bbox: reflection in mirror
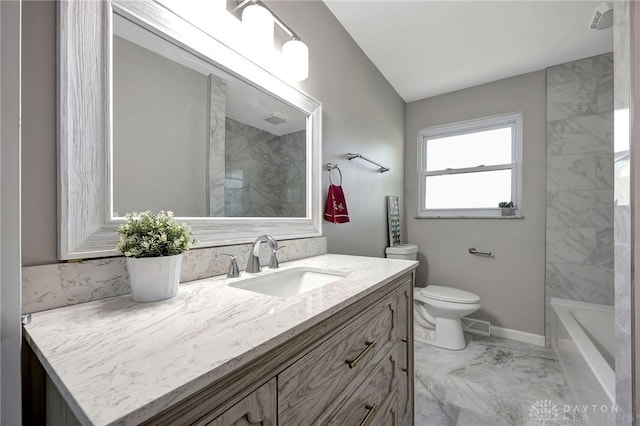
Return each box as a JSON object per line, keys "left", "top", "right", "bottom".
{"left": 112, "top": 14, "right": 307, "bottom": 218}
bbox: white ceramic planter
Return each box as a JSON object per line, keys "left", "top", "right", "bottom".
{"left": 126, "top": 253, "right": 183, "bottom": 302}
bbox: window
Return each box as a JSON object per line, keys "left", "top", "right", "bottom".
{"left": 417, "top": 113, "right": 522, "bottom": 217}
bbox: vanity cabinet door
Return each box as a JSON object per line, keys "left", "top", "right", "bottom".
{"left": 205, "top": 379, "right": 276, "bottom": 426}
{"left": 396, "top": 280, "right": 414, "bottom": 426}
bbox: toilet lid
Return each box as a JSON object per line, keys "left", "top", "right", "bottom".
{"left": 418, "top": 285, "right": 480, "bottom": 304}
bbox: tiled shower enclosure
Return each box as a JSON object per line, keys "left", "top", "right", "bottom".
{"left": 545, "top": 53, "right": 614, "bottom": 340}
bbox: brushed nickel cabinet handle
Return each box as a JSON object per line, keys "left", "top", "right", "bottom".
{"left": 358, "top": 403, "right": 378, "bottom": 426}
{"left": 401, "top": 338, "right": 410, "bottom": 373}
{"left": 345, "top": 340, "right": 377, "bottom": 369}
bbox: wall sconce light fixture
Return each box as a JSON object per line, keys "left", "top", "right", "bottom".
{"left": 237, "top": 0, "right": 309, "bottom": 81}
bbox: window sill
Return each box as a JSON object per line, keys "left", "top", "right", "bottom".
{"left": 414, "top": 215, "right": 525, "bottom": 219}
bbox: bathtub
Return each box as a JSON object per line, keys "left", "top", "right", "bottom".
{"left": 551, "top": 298, "right": 615, "bottom": 424}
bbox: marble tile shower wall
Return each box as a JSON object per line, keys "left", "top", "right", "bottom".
{"left": 613, "top": 1, "right": 633, "bottom": 422}
{"left": 545, "top": 53, "right": 614, "bottom": 340}
{"left": 225, "top": 118, "right": 306, "bottom": 217}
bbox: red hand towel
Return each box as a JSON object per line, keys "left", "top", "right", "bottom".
{"left": 324, "top": 184, "right": 350, "bottom": 223}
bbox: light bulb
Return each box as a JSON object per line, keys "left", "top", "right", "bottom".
{"left": 282, "top": 39, "right": 309, "bottom": 81}
{"left": 242, "top": 4, "right": 274, "bottom": 60}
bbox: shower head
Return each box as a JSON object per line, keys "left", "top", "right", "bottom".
{"left": 589, "top": 1, "right": 613, "bottom": 30}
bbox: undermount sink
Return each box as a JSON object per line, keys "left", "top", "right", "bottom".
{"left": 229, "top": 267, "right": 347, "bottom": 297}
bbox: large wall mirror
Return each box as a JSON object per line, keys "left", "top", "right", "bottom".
{"left": 58, "top": 0, "right": 322, "bottom": 259}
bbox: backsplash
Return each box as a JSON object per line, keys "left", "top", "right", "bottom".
{"left": 22, "top": 236, "right": 327, "bottom": 314}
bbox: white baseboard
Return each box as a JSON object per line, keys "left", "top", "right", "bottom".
{"left": 491, "top": 326, "right": 545, "bottom": 346}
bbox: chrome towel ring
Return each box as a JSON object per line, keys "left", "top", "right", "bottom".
{"left": 326, "top": 163, "right": 343, "bottom": 186}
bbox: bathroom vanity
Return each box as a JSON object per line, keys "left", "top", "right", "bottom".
{"left": 23, "top": 254, "right": 417, "bottom": 425}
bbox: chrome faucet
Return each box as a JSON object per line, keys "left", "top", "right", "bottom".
{"left": 246, "top": 235, "right": 283, "bottom": 273}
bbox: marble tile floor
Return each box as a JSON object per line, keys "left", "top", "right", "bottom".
{"left": 414, "top": 334, "right": 579, "bottom": 426}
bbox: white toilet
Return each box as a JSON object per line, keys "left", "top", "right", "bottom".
{"left": 385, "top": 244, "right": 481, "bottom": 350}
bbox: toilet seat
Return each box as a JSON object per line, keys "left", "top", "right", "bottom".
{"left": 416, "top": 285, "right": 480, "bottom": 304}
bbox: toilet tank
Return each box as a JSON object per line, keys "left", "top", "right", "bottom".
{"left": 385, "top": 244, "right": 418, "bottom": 260}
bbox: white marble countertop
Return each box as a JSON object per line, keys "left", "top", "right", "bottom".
{"left": 24, "top": 254, "right": 417, "bottom": 426}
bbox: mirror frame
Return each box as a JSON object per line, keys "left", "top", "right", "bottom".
{"left": 58, "top": 0, "right": 322, "bottom": 260}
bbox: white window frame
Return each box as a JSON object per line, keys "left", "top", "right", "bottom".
{"left": 417, "top": 112, "right": 523, "bottom": 218}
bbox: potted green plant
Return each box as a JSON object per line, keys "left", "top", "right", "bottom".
{"left": 498, "top": 201, "right": 515, "bottom": 217}
{"left": 117, "top": 211, "right": 196, "bottom": 302}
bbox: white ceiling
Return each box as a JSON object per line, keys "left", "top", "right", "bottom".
{"left": 323, "top": 1, "right": 614, "bottom": 102}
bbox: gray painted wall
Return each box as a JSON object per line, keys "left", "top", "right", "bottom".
{"left": 22, "top": 0, "right": 57, "bottom": 266}
{"left": 113, "top": 36, "right": 208, "bottom": 217}
{"left": 268, "top": 1, "right": 406, "bottom": 258}
{"left": 2, "top": 0, "right": 23, "bottom": 422}
{"left": 405, "top": 71, "right": 547, "bottom": 335}
{"left": 21, "top": 1, "right": 405, "bottom": 265}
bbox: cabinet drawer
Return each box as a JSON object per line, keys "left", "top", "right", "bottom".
{"left": 322, "top": 350, "right": 397, "bottom": 426}
{"left": 204, "top": 379, "right": 276, "bottom": 426}
{"left": 278, "top": 294, "right": 397, "bottom": 424}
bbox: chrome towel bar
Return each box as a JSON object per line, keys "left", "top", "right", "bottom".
{"left": 346, "top": 153, "right": 390, "bottom": 173}
{"left": 469, "top": 247, "right": 492, "bottom": 256}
